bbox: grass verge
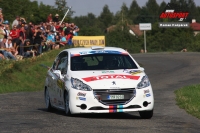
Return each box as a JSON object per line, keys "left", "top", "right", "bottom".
{"left": 0, "top": 47, "right": 66, "bottom": 94}
{"left": 175, "top": 84, "right": 200, "bottom": 119}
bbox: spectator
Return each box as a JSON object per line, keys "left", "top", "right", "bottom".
{"left": 3, "top": 20, "right": 10, "bottom": 39}
{"left": 54, "top": 35, "right": 60, "bottom": 49}
{"left": 50, "top": 22, "right": 56, "bottom": 34}
{"left": 64, "top": 23, "right": 71, "bottom": 36}
{"left": 9, "top": 25, "right": 19, "bottom": 49}
{"left": 73, "top": 26, "right": 79, "bottom": 36}
{"left": 25, "top": 24, "right": 34, "bottom": 45}
{"left": 18, "top": 26, "right": 26, "bottom": 55}
{"left": 55, "top": 22, "right": 60, "bottom": 32}
{"left": 46, "top": 30, "right": 55, "bottom": 50}
{"left": 60, "top": 35, "right": 68, "bottom": 47}
{"left": 66, "top": 29, "right": 73, "bottom": 46}
{"left": 46, "top": 14, "right": 52, "bottom": 22}
{"left": 53, "top": 14, "right": 59, "bottom": 22}
{"left": 181, "top": 48, "right": 187, "bottom": 52}
{"left": 33, "top": 27, "right": 43, "bottom": 55}
{"left": 0, "top": 24, "right": 5, "bottom": 42}
{"left": 12, "top": 16, "right": 20, "bottom": 28}
{"left": 0, "top": 13, "right": 4, "bottom": 24}
{"left": 0, "top": 37, "right": 16, "bottom": 60}
{"left": 58, "top": 22, "right": 64, "bottom": 34}
{"left": 5, "top": 37, "right": 18, "bottom": 56}
{"left": 23, "top": 39, "right": 36, "bottom": 58}
{"left": 45, "top": 22, "right": 51, "bottom": 34}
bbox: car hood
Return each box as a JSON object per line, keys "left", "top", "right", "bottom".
{"left": 69, "top": 69, "right": 145, "bottom": 89}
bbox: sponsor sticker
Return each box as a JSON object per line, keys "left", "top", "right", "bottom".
{"left": 76, "top": 97, "right": 86, "bottom": 101}
{"left": 144, "top": 89, "right": 150, "bottom": 94}
{"left": 78, "top": 97, "right": 86, "bottom": 101}
{"left": 82, "top": 74, "right": 140, "bottom": 82}
{"left": 123, "top": 69, "right": 142, "bottom": 75}
{"left": 102, "top": 70, "right": 115, "bottom": 73}
{"left": 77, "top": 92, "right": 86, "bottom": 97}
{"left": 146, "top": 93, "right": 151, "bottom": 97}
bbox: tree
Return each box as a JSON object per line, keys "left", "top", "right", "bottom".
{"left": 98, "top": 5, "right": 114, "bottom": 29}
{"left": 128, "top": 0, "right": 141, "bottom": 24}
{"left": 54, "top": 0, "right": 68, "bottom": 14}
{"left": 158, "top": 1, "right": 167, "bottom": 22}
{"left": 120, "top": 3, "right": 130, "bottom": 26}
{"left": 145, "top": 0, "right": 159, "bottom": 23}
{"left": 54, "top": 0, "right": 75, "bottom": 22}
{"left": 136, "top": 7, "right": 152, "bottom": 23}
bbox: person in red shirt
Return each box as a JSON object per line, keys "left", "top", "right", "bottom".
{"left": 46, "top": 14, "right": 52, "bottom": 22}
{"left": 9, "top": 25, "right": 19, "bottom": 49}
{"left": 9, "top": 25, "right": 18, "bottom": 39}
{"left": 66, "top": 29, "right": 73, "bottom": 46}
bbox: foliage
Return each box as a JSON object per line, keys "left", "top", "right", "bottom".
{"left": 175, "top": 84, "right": 200, "bottom": 119}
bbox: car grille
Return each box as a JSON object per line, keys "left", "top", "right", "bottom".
{"left": 93, "top": 88, "right": 136, "bottom": 105}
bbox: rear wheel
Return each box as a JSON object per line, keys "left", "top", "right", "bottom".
{"left": 64, "top": 92, "right": 71, "bottom": 115}
{"left": 45, "top": 88, "right": 53, "bottom": 111}
{"left": 139, "top": 110, "right": 153, "bottom": 119}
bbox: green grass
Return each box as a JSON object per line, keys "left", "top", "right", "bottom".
{"left": 0, "top": 47, "right": 67, "bottom": 94}
{"left": 175, "top": 84, "right": 200, "bottom": 119}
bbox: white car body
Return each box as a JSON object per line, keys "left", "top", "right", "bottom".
{"left": 44, "top": 46, "right": 154, "bottom": 118}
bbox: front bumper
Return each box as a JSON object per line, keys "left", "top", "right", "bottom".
{"left": 69, "top": 86, "right": 154, "bottom": 114}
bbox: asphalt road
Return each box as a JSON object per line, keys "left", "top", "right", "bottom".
{"left": 0, "top": 52, "right": 200, "bottom": 133}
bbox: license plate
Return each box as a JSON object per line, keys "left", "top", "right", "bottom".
{"left": 108, "top": 95, "right": 124, "bottom": 100}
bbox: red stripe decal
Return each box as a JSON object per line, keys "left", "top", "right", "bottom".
{"left": 82, "top": 74, "right": 140, "bottom": 82}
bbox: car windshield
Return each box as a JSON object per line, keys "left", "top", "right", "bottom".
{"left": 71, "top": 54, "right": 138, "bottom": 71}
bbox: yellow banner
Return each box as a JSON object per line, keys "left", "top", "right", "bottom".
{"left": 72, "top": 36, "right": 105, "bottom": 47}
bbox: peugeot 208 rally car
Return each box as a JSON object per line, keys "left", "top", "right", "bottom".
{"left": 44, "top": 46, "right": 154, "bottom": 119}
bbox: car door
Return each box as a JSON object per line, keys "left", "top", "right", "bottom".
{"left": 48, "top": 57, "right": 60, "bottom": 107}
{"left": 54, "top": 51, "right": 68, "bottom": 108}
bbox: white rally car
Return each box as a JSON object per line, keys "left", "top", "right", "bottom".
{"left": 44, "top": 46, "right": 154, "bottom": 119}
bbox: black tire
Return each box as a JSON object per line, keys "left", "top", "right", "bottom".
{"left": 64, "top": 92, "right": 71, "bottom": 116}
{"left": 44, "top": 88, "right": 53, "bottom": 111}
{"left": 139, "top": 110, "right": 153, "bottom": 119}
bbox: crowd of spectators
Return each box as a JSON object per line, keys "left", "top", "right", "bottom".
{"left": 0, "top": 9, "right": 80, "bottom": 61}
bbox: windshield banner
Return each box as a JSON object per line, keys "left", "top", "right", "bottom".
{"left": 72, "top": 36, "right": 105, "bottom": 47}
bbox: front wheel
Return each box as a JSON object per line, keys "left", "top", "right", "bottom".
{"left": 139, "top": 110, "right": 153, "bottom": 119}
{"left": 64, "top": 92, "right": 71, "bottom": 116}
{"left": 45, "top": 88, "right": 53, "bottom": 111}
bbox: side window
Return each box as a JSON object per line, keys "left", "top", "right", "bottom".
{"left": 52, "top": 57, "right": 59, "bottom": 70}
{"left": 56, "top": 52, "right": 68, "bottom": 74}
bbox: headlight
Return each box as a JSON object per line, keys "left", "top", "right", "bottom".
{"left": 137, "top": 75, "right": 150, "bottom": 89}
{"left": 71, "top": 77, "right": 92, "bottom": 91}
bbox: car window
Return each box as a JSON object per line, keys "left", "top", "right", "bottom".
{"left": 55, "top": 51, "right": 68, "bottom": 74}
{"left": 71, "top": 54, "right": 138, "bottom": 71}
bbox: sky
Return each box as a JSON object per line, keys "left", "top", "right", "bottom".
{"left": 31, "top": 0, "right": 200, "bottom": 17}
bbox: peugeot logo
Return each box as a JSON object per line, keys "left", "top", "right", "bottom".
{"left": 112, "top": 81, "right": 116, "bottom": 85}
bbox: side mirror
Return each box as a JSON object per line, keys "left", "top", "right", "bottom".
{"left": 139, "top": 67, "right": 145, "bottom": 71}
{"left": 54, "top": 70, "right": 62, "bottom": 78}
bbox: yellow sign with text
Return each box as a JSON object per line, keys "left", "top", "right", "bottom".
{"left": 72, "top": 36, "right": 105, "bottom": 47}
